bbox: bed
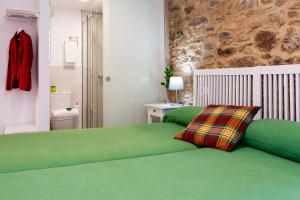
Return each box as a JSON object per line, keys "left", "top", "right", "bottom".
{"left": 1, "top": 66, "right": 300, "bottom": 200}
{"left": 1, "top": 146, "right": 300, "bottom": 200}
{"left": 0, "top": 122, "right": 195, "bottom": 174}
{"left": 0, "top": 110, "right": 300, "bottom": 200}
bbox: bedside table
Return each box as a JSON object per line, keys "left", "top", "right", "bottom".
{"left": 145, "top": 103, "right": 186, "bottom": 124}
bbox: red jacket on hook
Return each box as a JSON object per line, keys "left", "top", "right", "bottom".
{"left": 6, "top": 30, "right": 33, "bottom": 91}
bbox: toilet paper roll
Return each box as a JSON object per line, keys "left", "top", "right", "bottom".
{"left": 51, "top": 109, "right": 79, "bottom": 118}
{"left": 74, "top": 104, "right": 81, "bottom": 113}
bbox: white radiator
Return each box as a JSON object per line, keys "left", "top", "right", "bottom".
{"left": 193, "top": 65, "right": 300, "bottom": 122}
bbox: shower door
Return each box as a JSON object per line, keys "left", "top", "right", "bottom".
{"left": 82, "top": 12, "right": 103, "bottom": 128}
{"left": 102, "top": 0, "right": 166, "bottom": 127}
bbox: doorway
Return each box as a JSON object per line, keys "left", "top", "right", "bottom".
{"left": 50, "top": 0, "right": 165, "bottom": 129}
{"left": 50, "top": 0, "right": 103, "bottom": 130}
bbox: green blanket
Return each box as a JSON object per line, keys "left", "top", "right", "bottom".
{"left": 1, "top": 147, "right": 299, "bottom": 200}
{"left": 0, "top": 123, "right": 196, "bottom": 174}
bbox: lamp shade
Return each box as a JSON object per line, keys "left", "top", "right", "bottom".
{"left": 169, "top": 77, "right": 184, "bottom": 90}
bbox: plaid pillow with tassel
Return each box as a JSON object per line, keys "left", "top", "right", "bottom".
{"left": 175, "top": 105, "right": 260, "bottom": 152}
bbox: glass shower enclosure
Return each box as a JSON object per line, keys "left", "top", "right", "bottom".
{"left": 82, "top": 11, "right": 103, "bottom": 128}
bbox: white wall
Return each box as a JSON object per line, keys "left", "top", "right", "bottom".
{"left": 50, "top": 7, "right": 82, "bottom": 68}
{"left": 50, "top": 7, "right": 82, "bottom": 128}
{"left": 36, "top": 0, "right": 50, "bottom": 132}
{"left": 0, "top": 0, "right": 39, "bottom": 133}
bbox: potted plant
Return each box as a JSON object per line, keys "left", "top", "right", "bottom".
{"left": 161, "top": 66, "right": 174, "bottom": 103}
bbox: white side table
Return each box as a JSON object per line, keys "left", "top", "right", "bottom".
{"left": 145, "top": 103, "right": 186, "bottom": 124}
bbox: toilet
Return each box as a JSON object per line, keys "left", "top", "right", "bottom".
{"left": 50, "top": 91, "right": 79, "bottom": 130}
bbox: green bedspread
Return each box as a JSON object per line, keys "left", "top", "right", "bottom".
{"left": 1, "top": 146, "right": 299, "bottom": 200}
{"left": 0, "top": 123, "right": 196, "bottom": 174}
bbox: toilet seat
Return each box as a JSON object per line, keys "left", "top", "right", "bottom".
{"left": 51, "top": 116, "right": 74, "bottom": 121}
{"left": 51, "top": 109, "right": 79, "bottom": 119}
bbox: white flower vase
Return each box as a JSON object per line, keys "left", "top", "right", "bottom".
{"left": 165, "top": 88, "right": 170, "bottom": 104}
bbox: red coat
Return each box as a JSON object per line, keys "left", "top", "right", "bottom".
{"left": 6, "top": 30, "right": 33, "bottom": 91}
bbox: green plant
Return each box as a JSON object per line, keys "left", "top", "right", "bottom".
{"left": 161, "top": 66, "right": 174, "bottom": 89}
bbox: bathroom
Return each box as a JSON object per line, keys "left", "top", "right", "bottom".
{"left": 50, "top": 0, "right": 103, "bottom": 130}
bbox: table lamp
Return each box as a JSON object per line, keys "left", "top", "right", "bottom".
{"left": 169, "top": 77, "right": 184, "bottom": 105}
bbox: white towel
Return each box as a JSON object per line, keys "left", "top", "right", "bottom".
{"left": 51, "top": 109, "right": 79, "bottom": 118}
{"left": 64, "top": 40, "right": 78, "bottom": 63}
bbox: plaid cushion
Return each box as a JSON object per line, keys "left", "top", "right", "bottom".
{"left": 175, "top": 105, "right": 260, "bottom": 152}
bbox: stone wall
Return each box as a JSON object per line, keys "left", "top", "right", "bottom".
{"left": 168, "top": 0, "right": 300, "bottom": 104}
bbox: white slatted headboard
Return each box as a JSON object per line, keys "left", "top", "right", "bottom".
{"left": 193, "top": 65, "right": 300, "bottom": 122}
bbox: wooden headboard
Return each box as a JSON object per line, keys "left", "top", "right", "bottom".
{"left": 193, "top": 65, "right": 300, "bottom": 122}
